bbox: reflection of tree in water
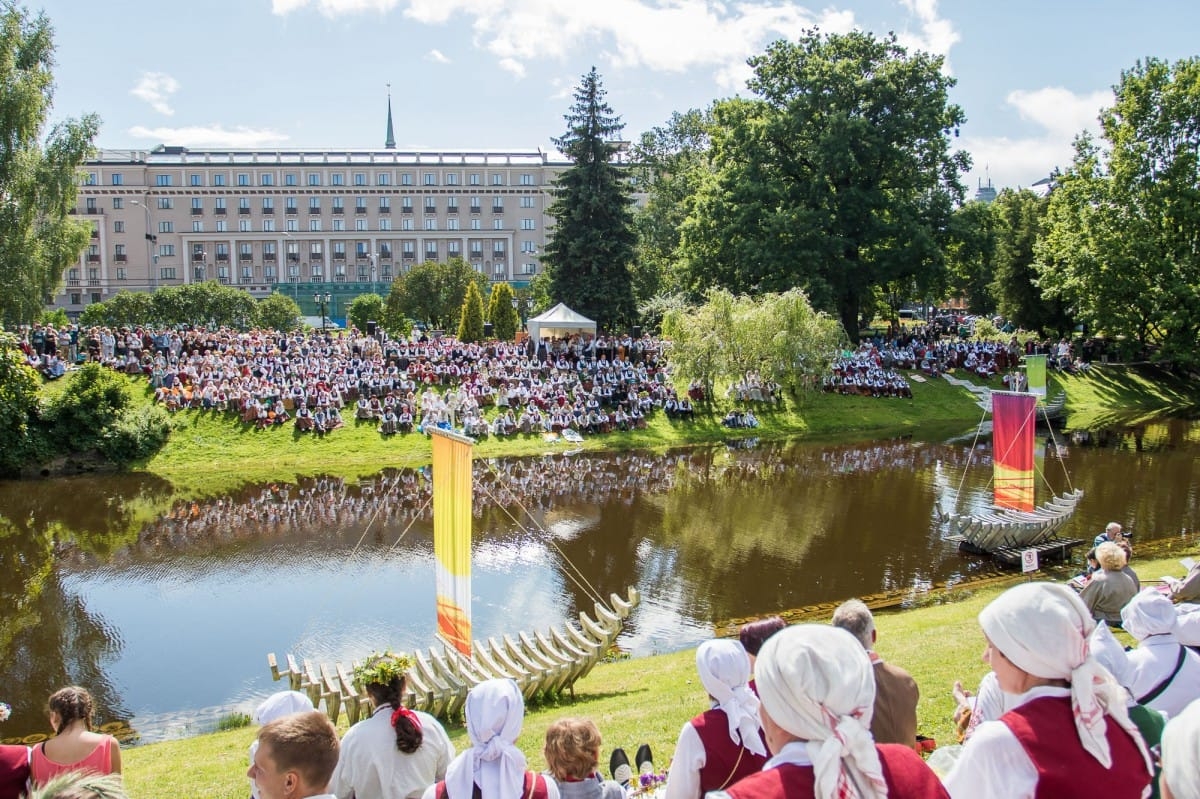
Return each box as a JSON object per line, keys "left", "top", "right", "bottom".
{"left": 0, "top": 475, "right": 173, "bottom": 742}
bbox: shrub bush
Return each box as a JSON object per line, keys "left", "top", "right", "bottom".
{"left": 98, "top": 403, "right": 172, "bottom": 465}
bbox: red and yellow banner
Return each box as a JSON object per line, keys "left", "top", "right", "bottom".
{"left": 992, "top": 391, "right": 1036, "bottom": 512}
{"left": 431, "top": 428, "right": 474, "bottom": 657}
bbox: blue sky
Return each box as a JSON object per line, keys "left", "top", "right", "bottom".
{"left": 34, "top": 0, "right": 1200, "bottom": 193}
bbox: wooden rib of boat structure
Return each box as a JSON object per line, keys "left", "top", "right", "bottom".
{"left": 267, "top": 587, "right": 640, "bottom": 723}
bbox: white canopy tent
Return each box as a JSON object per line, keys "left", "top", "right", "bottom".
{"left": 526, "top": 302, "right": 597, "bottom": 341}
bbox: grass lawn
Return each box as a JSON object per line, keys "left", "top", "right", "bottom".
{"left": 121, "top": 554, "right": 1196, "bottom": 799}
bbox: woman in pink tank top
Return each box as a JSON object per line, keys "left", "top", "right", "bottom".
{"left": 29, "top": 686, "right": 122, "bottom": 786}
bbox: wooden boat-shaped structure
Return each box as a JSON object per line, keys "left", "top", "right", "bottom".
{"left": 267, "top": 588, "right": 639, "bottom": 724}
{"left": 941, "top": 390, "right": 1085, "bottom": 562}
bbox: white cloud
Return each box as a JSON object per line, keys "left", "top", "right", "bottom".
{"left": 275, "top": 0, "right": 857, "bottom": 90}
{"left": 962, "top": 87, "right": 1111, "bottom": 191}
{"left": 271, "top": 0, "right": 400, "bottom": 15}
{"left": 130, "top": 72, "right": 180, "bottom": 116}
{"left": 427, "top": 48, "right": 450, "bottom": 64}
{"left": 896, "top": 0, "right": 959, "bottom": 62}
{"left": 127, "top": 124, "right": 292, "bottom": 148}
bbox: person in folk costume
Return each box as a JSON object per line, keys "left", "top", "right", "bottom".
{"left": 943, "top": 582, "right": 1153, "bottom": 799}
{"left": 422, "top": 679, "right": 559, "bottom": 799}
{"left": 664, "top": 640, "right": 769, "bottom": 799}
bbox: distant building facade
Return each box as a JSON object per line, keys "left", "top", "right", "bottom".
{"left": 55, "top": 145, "right": 567, "bottom": 321}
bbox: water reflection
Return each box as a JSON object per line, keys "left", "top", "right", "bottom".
{"left": 2, "top": 421, "right": 1198, "bottom": 744}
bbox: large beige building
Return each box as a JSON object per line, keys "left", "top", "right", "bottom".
{"left": 57, "top": 143, "right": 567, "bottom": 321}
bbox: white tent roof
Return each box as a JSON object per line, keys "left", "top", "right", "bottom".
{"left": 526, "top": 302, "right": 597, "bottom": 341}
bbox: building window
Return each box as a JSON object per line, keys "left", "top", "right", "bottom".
{"left": 239, "top": 220, "right": 251, "bottom": 232}
{"left": 190, "top": 174, "right": 202, "bottom": 186}
{"left": 334, "top": 242, "right": 346, "bottom": 259}
{"left": 237, "top": 173, "right": 250, "bottom": 186}
{"left": 333, "top": 219, "right": 345, "bottom": 231}
{"left": 308, "top": 173, "right": 321, "bottom": 186}
{"left": 522, "top": 262, "right": 537, "bottom": 275}
{"left": 447, "top": 218, "right": 460, "bottom": 231}
{"left": 192, "top": 197, "right": 203, "bottom": 212}
{"left": 520, "top": 174, "right": 533, "bottom": 185}
{"left": 70, "top": 293, "right": 80, "bottom": 304}
{"left": 493, "top": 219, "right": 503, "bottom": 230}
{"left": 424, "top": 219, "right": 437, "bottom": 230}
{"left": 113, "top": 220, "right": 124, "bottom": 233}
{"left": 424, "top": 173, "right": 437, "bottom": 185}
{"left": 446, "top": 173, "right": 459, "bottom": 186}
{"left": 114, "top": 244, "right": 126, "bottom": 256}
{"left": 239, "top": 197, "right": 250, "bottom": 211}
{"left": 492, "top": 174, "right": 504, "bottom": 185}
{"left": 401, "top": 196, "right": 413, "bottom": 212}
{"left": 85, "top": 198, "right": 96, "bottom": 213}
{"left": 261, "top": 174, "right": 274, "bottom": 186}
{"left": 309, "top": 197, "right": 321, "bottom": 211}
{"left": 286, "top": 197, "right": 298, "bottom": 212}
{"left": 400, "top": 173, "right": 412, "bottom": 186}
{"left": 263, "top": 197, "right": 274, "bottom": 211}
{"left": 158, "top": 244, "right": 175, "bottom": 256}
{"left": 116, "top": 268, "right": 128, "bottom": 280}
{"left": 85, "top": 172, "right": 97, "bottom": 185}
{"left": 377, "top": 173, "right": 391, "bottom": 186}
{"left": 424, "top": 196, "right": 436, "bottom": 214}
{"left": 401, "top": 218, "right": 414, "bottom": 231}
{"left": 402, "top": 242, "right": 415, "bottom": 256}
{"left": 240, "top": 243, "right": 253, "bottom": 259}
{"left": 492, "top": 196, "right": 504, "bottom": 212}
{"left": 354, "top": 172, "right": 366, "bottom": 186}
{"left": 446, "top": 196, "right": 459, "bottom": 212}
{"left": 285, "top": 173, "right": 297, "bottom": 186}
{"left": 310, "top": 219, "right": 322, "bottom": 231}
{"left": 111, "top": 173, "right": 123, "bottom": 186}
{"left": 332, "top": 196, "right": 344, "bottom": 213}
{"left": 158, "top": 197, "right": 174, "bottom": 210}
{"left": 213, "top": 174, "right": 226, "bottom": 186}
{"left": 156, "top": 174, "right": 172, "bottom": 186}
{"left": 469, "top": 173, "right": 480, "bottom": 185}
{"left": 379, "top": 219, "right": 392, "bottom": 231}
{"left": 158, "top": 221, "right": 174, "bottom": 233}
{"left": 355, "top": 218, "right": 367, "bottom": 231}
{"left": 521, "top": 240, "right": 536, "bottom": 252}
{"left": 192, "top": 221, "right": 203, "bottom": 232}
{"left": 160, "top": 267, "right": 177, "bottom": 280}
{"left": 520, "top": 218, "right": 535, "bottom": 230}
{"left": 379, "top": 196, "right": 391, "bottom": 211}
{"left": 286, "top": 219, "right": 298, "bottom": 232}
{"left": 111, "top": 197, "right": 123, "bottom": 209}
{"left": 216, "top": 220, "right": 227, "bottom": 232}
{"left": 447, "top": 241, "right": 461, "bottom": 254}
{"left": 263, "top": 218, "right": 275, "bottom": 232}
{"left": 520, "top": 196, "right": 535, "bottom": 208}
{"left": 331, "top": 173, "right": 344, "bottom": 186}
{"left": 470, "top": 219, "right": 481, "bottom": 230}
{"left": 215, "top": 197, "right": 227, "bottom": 211}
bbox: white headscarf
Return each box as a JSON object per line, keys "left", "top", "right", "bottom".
{"left": 1121, "top": 589, "right": 1180, "bottom": 642}
{"left": 754, "top": 625, "right": 887, "bottom": 799}
{"left": 696, "top": 639, "right": 767, "bottom": 758}
{"left": 251, "top": 690, "right": 314, "bottom": 725}
{"left": 444, "top": 679, "right": 527, "bottom": 799}
{"left": 979, "top": 582, "right": 1150, "bottom": 770}
{"left": 1088, "top": 622, "right": 1134, "bottom": 690}
{"left": 1162, "top": 698, "right": 1200, "bottom": 799}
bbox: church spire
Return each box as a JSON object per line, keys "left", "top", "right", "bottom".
{"left": 384, "top": 84, "right": 396, "bottom": 149}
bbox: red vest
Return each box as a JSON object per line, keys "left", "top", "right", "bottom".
{"left": 0, "top": 745, "right": 30, "bottom": 799}
{"left": 723, "top": 744, "right": 948, "bottom": 799}
{"left": 434, "top": 771, "right": 550, "bottom": 799}
{"left": 1001, "top": 696, "right": 1151, "bottom": 799}
{"left": 691, "top": 708, "right": 770, "bottom": 796}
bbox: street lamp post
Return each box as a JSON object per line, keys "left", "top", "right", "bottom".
{"left": 130, "top": 198, "right": 156, "bottom": 290}
{"left": 314, "top": 292, "right": 331, "bottom": 333}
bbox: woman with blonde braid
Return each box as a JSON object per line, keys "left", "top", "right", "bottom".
{"left": 30, "top": 687, "right": 122, "bottom": 785}
{"left": 331, "top": 652, "right": 455, "bottom": 799}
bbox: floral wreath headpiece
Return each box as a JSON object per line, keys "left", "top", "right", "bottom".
{"left": 352, "top": 651, "right": 414, "bottom": 690}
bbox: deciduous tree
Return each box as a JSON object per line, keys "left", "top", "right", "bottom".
{"left": 677, "top": 31, "right": 968, "bottom": 341}
{"left": 258, "top": 293, "right": 302, "bottom": 331}
{"left": 346, "top": 293, "right": 384, "bottom": 333}
{"left": 1037, "top": 57, "right": 1200, "bottom": 364}
{"left": 0, "top": 7, "right": 99, "bottom": 325}
{"left": 543, "top": 67, "right": 637, "bottom": 331}
{"left": 991, "top": 189, "right": 1070, "bottom": 333}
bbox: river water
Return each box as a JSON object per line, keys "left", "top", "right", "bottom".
{"left": 2, "top": 419, "right": 1197, "bottom": 744}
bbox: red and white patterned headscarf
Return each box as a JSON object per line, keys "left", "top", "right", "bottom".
{"left": 980, "top": 581, "right": 1151, "bottom": 770}
{"left": 755, "top": 625, "right": 887, "bottom": 799}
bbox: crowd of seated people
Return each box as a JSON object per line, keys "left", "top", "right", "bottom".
{"left": 74, "top": 324, "right": 685, "bottom": 440}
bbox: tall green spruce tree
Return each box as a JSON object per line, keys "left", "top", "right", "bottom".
{"left": 544, "top": 67, "right": 637, "bottom": 331}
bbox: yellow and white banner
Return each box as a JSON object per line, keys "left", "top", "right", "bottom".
{"left": 431, "top": 428, "right": 474, "bottom": 657}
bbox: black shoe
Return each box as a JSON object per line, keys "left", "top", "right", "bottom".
{"left": 610, "top": 748, "right": 632, "bottom": 786}
{"left": 635, "top": 743, "right": 654, "bottom": 775}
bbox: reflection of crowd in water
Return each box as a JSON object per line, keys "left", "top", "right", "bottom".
{"left": 138, "top": 441, "right": 988, "bottom": 551}
{"left": 132, "top": 453, "right": 689, "bottom": 552}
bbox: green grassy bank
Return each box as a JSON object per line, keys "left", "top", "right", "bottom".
{"left": 121, "top": 553, "right": 1197, "bottom": 799}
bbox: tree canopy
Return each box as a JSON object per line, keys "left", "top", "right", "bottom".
{"left": 0, "top": 7, "right": 99, "bottom": 325}
{"left": 1037, "top": 57, "right": 1200, "bottom": 365}
{"left": 675, "top": 30, "right": 968, "bottom": 340}
{"left": 385, "top": 258, "right": 488, "bottom": 330}
{"left": 486, "top": 281, "right": 519, "bottom": 341}
{"left": 543, "top": 67, "right": 638, "bottom": 332}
